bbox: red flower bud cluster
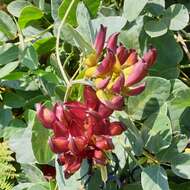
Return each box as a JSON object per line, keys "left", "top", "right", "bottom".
{"left": 84, "top": 24, "right": 157, "bottom": 110}
{"left": 36, "top": 86, "right": 125, "bottom": 178}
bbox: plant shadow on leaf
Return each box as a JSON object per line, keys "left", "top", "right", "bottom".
{"left": 179, "top": 107, "right": 190, "bottom": 137}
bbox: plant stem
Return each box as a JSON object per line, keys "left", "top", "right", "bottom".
{"left": 122, "top": 145, "right": 144, "bottom": 170}
{"left": 56, "top": 0, "right": 76, "bottom": 86}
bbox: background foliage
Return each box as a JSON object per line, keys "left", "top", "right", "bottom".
{"left": 0, "top": 0, "right": 190, "bottom": 189}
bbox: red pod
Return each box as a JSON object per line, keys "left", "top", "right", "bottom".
{"left": 36, "top": 103, "right": 55, "bottom": 129}
{"left": 49, "top": 136, "right": 69, "bottom": 153}
{"left": 94, "top": 24, "right": 107, "bottom": 56}
{"left": 109, "top": 122, "right": 126, "bottom": 136}
{"left": 107, "top": 32, "right": 119, "bottom": 53}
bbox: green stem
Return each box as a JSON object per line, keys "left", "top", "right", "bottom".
{"left": 122, "top": 145, "right": 144, "bottom": 170}
{"left": 56, "top": 0, "right": 76, "bottom": 86}
{"left": 180, "top": 64, "right": 190, "bottom": 69}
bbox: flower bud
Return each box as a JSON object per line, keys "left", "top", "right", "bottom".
{"left": 109, "top": 122, "right": 126, "bottom": 136}
{"left": 112, "top": 73, "right": 125, "bottom": 93}
{"left": 36, "top": 103, "right": 55, "bottom": 129}
{"left": 85, "top": 66, "right": 97, "bottom": 78}
{"left": 96, "top": 50, "right": 115, "bottom": 76}
{"left": 95, "top": 136, "right": 114, "bottom": 150}
{"left": 107, "top": 32, "right": 119, "bottom": 53}
{"left": 116, "top": 45, "right": 129, "bottom": 65}
{"left": 143, "top": 48, "right": 157, "bottom": 67}
{"left": 84, "top": 85, "right": 100, "bottom": 110}
{"left": 95, "top": 77, "right": 110, "bottom": 89}
{"left": 98, "top": 103, "right": 113, "bottom": 118}
{"left": 49, "top": 136, "right": 69, "bottom": 153}
{"left": 126, "top": 83, "right": 146, "bottom": 96}
{"left": 68, "top": 136, "right": 88, "bottom": 155}
{"left": 94, "top": 24, "right": 107, "bottom": 56}
{"left": 125, "top": 59, "right": 148, "bottom": 87}
{"left": 93, "top": 150, "right": 107, "bottom": 165}
{"left": 122, "top": 49, "right": 138, "bottom": 68}
{"left": 84, "top": 53, "right": 97, "bottom": 67}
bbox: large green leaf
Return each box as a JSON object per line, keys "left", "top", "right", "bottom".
{"left": 119, "top": 16, "right": 144, "bottom": 53}
{"left": 7, "top": 0, "right": 31, "bottom": 17}
{"left": 21, "top": 163, "right": 46, "bottom": 183}
{"left": 143, "top": 105, "right": 172, "bottom": 153}
{"left": 144, "top": 17, "right": 168, "bottom": 37}
{"left": 0, "top": 44, "right": 19, "bottom": 65}
{"left": 3, "top": 92, "right": 25, "bottom": 108}
{"left": 128, "top": 77, "right": 171, "bottom": 120}
{"left": 145, "top": 0, "right": 165, "bottom": 16}
{"left": 148, "top": 32, "right": 183, "bottom": 79}
{"left": 123, "top": 0, "right": 148, "bottom": 22}
{"left": 21, "top": 45, "right": 39, "bottom": 70}
{"left": 18, "top": 6, "right": 44, "bottom": 29}
{"left": 0, "top": 108, "right": 12, "bottom": 129}
{"left": 77, "top": 2, "right": 95, "bottom": 44}
{"left": 0, "top": 10, "right": 17, "bottom": 39}
{"left": 165, "top": 4, "right": 189, "bottom": 31}
{"left": 0, "top": 61, "right": 19, "bottom": 79}
{"left": 168, "top": 89, "right": 190, "bottom": 134}
{"left": 141, "top": 165, "right": 169, "bottom": 190}
{"left": 171, "top": 153, "right": 190, "bottom": 179}
{"left": 114, "top": 111, "right": 144, "bottom": 155}
{"left": 92, "top": 16, "right": 127, "bottom": 38}
{"left": 32, "top": 115, "right": 54, "bottom": 164}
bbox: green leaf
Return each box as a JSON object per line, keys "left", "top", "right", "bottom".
{"left": 149, "top": 32, "right": 183, "bottom": 79}
{"left": 168, "top": 89, "right": 190, "bottom": 135}
{"left": 58, "top": 0, "right": 79, "bottom": 26}
{"left": 128, "top": 77, "right": 171, "bottom": 120}
{"left": 165, "top": 4, "right": 189, "bottom": 31}
{"left": 92, "top": 16, "right": 127, "bottom": 37}
{"left": 9, "top": 127, "right": 36, "bottom": 164}
{"left": 65, "top": 24, "right": 94, "bottom": 55}
{"left": 171, "top": 153, "right": 190, "bottom": 179}
{"left": 145, "top": 0, "right": 165, "bottom": 16}
{"left": 3, "top": 92, "right": 25, "bottom": 108}
{"left": 119, "top": 16, "right": 144, "bottom": 53}
{"left": 123, "top": 0, "right": 148, "bottom": 22}
{"left": 77, "top": 2, "right": 95, "bottom": 44}
{"left": 0, "top": 44, "right": 19, "bottom": 66}
{"left": 141, "top": 165, "right": 169, "bottom": 190}
{"left": 32, "top": 115, "right": 54, "bottom": 164}
{"left": 143, "top": 107, "right": 172, "bottom": 153}
{"left": 144, "top": 17, "right": 168, "bottom": 37}
{"left": 83, "top": 0, "right": 100, "bottom": 17}
{"left": 0, "top": 61, "right": 19, "bottom": 79}
{"left": 33, "top": 37, "right": 56, "bottom": 56}
{"left": 0, "top": 108, "right": 12, "bottom": 129}
{"left": 51, "top": 0, "right": 62, "bottom": 20}
{"left": 7, "top": 0, "right": 31, "bottom": 17}
{"left": 21, "top": 163, "right": 46, "bottom": 183}
{"left": 0, "top": 10, "right": 17, "bottom": 39}
{"left": 114, "top": 111, "right": 144, "bottom": 155}
{"left": 18, "top": 6, "right": 44, "bottom": 29}
{"left": 170, "top": 89, "right": 190, "bottom": 108}
{"left": 21, "top": 45, "right": 39, "bottom": 70}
